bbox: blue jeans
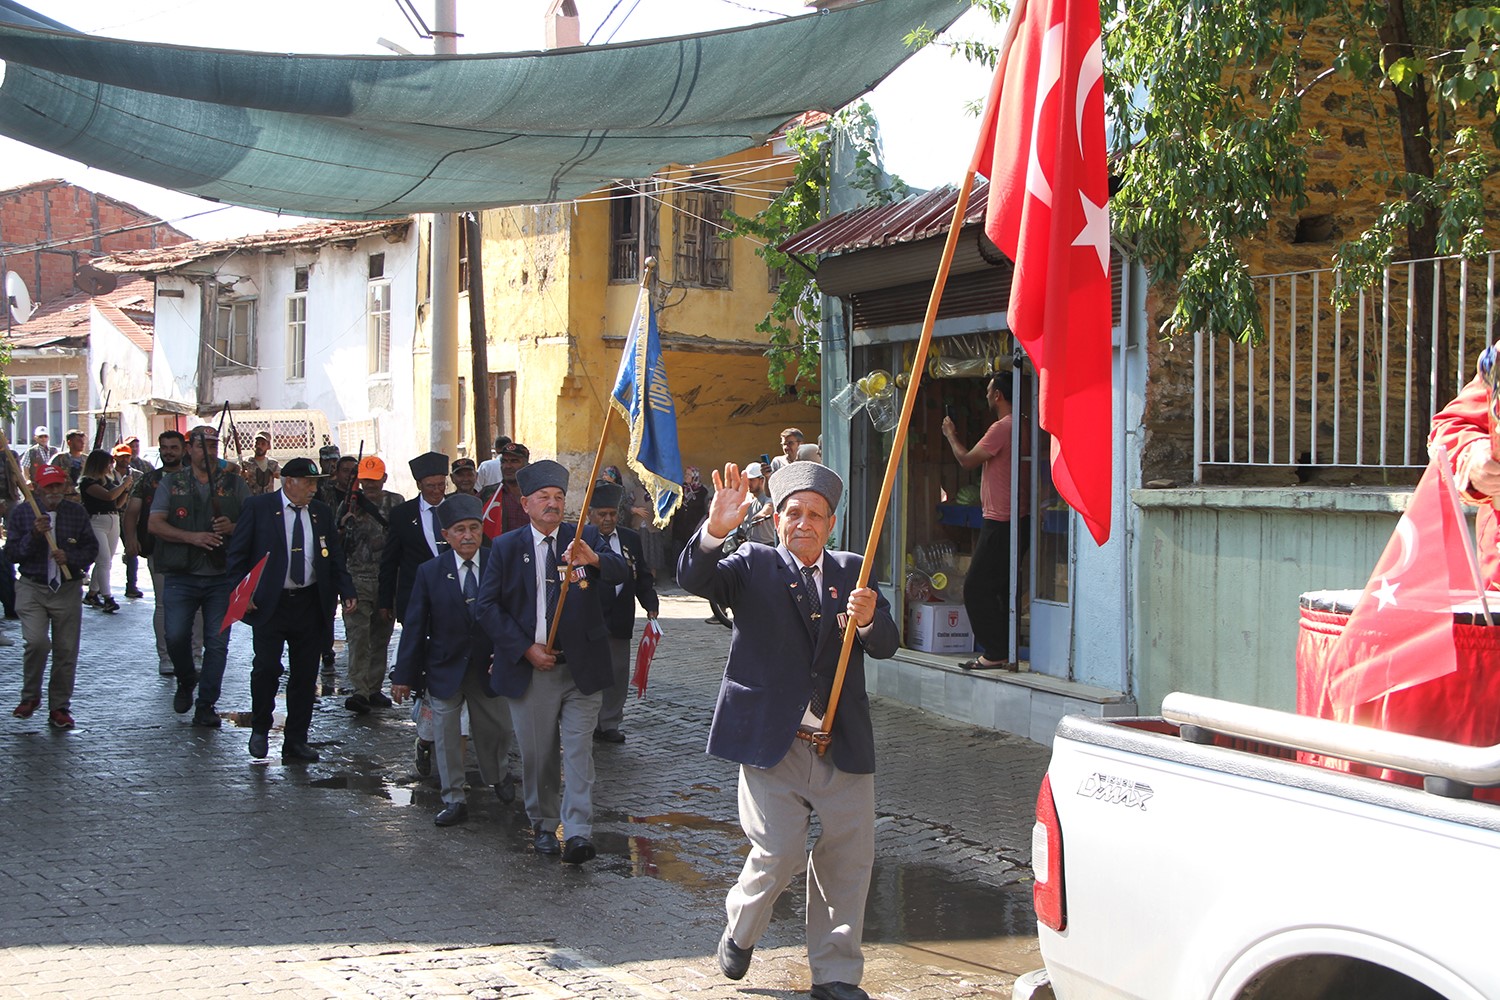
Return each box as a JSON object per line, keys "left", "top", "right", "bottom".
{"left": 163, "top": 573, "right": 233, "bottom": 711}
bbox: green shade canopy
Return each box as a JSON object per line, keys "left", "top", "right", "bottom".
{"left": 0, "top": 0, "right": 963, "bottom": 218}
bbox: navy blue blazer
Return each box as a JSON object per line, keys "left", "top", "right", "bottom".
{"left": 391, "top": 549, "right": 494, "bottom": 700}
{"left": 377, "top": 496, "right": 447, "bottom": 622}
{"left": 595, "top": 526, "right": 659, "bottom": 639}
{"left": 677, "top": 526, "right": 898, "bottom": 775}
{"left": 475, "top": 522, "right": 629, "bottom": 699}
{"left": 225, "top": 491, "right": 355, "bottom": 638}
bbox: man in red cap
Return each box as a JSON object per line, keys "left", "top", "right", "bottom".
{"left": 5, "top": 466, "right": 98, "bottom": 729}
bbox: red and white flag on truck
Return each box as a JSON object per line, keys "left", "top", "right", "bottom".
{"left": 1327, "top": 444, "right": 1489, "bottom": 709}
{"left": 974, "top": 0, "right": 1113, "bottom": 545}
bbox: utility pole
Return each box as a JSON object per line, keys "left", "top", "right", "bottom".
{"left": 428, "top": 0, "right": 461, "bottom": 457}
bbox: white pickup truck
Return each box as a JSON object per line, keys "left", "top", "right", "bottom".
{"left": 1013, "top": 693, "right": 1500, "bottom": 1000}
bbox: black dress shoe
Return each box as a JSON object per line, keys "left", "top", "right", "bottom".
{"left": 561, "top": 835, "right": 596, "bottom": 864}
{"left": 366, "top": 691, "right": 393, "bottom": 708}
{"left": 172, "top": 681, "right": 195, "bottom": 714}
{"left": 434, "top": 801, "right": 468, "bottom": 827}
{"left": 532, "top": 826, "right": 560, "bottom": 855}
{"left": 344, "top": 694, "right": 371, "bottom": 715}
{"left": 717, "top": 927, "right": 753, "bottom": 980}
{"left": 191, "top": 706, "right": 221, "bottom": 728}
{"left": 494, "top": 772, "right": 517, "bottom": 803}
{"left": 593, "top": 728, "right": 626, "bottom": 744}
{"left": 281, "top": 741, "right": 320, "bottom": 763}
{"left": 248, "top": 732, "right": 269, "bottom": 759}
{"left": 810, "top": 983, "right": 868, "bottom": 1000}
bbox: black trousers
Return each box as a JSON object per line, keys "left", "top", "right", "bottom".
{"left": 963, "top": 516, "right": 1030, "bottom": 660}
{"left": 249, "top": 587, "right": 324, "bottom": 744}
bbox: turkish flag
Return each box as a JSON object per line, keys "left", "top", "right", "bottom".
{"left": 480, "top": 488, "right": 506, "bottom": 540}
{"left": 632, "top": 618, "right": 663, "bottom": 698}
{"left": 975, "top": 0, "right": 1112, "bottom": 545}
{"left": 220, "top": 553, "right": 268, "bottom": 633}
{"left": 1327, "top": 446, "right": 1489, "bottom": 710}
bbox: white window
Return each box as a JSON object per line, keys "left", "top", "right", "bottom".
{"left": 7, "top": 375, "right": 77, "bottom": 446}
{"left": 367, "top": 279, "right": 391, "bottom": 375}
{"left": 286, "top": 293, "right": 307, "bottom": 380}
{"left": 214, "top": 299, "right": 255, "bottom": 370}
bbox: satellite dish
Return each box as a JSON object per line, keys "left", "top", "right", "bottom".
{"left": 4, "top": 272, "right": 35, "bottom": 326}
{"left": 74, "top": 265, "right": 117, "bottom": 297}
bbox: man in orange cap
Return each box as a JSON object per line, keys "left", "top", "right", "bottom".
{"left": 337, "top": 455, "right": 404, "bottom": 714}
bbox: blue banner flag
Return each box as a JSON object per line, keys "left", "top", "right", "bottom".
{"left": 611, "top": 285, "right": 684, "bottom": 528}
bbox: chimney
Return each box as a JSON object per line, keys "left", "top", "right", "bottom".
{"left": 545, "top": 0, "right": 581, "bottom": 50}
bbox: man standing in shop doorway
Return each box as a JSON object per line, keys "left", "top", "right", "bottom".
{"left": 941, "top": 374, "right": 1030, "bottom": 671}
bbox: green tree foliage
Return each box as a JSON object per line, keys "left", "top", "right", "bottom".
{"left": 722, "top": 102, "right": 908, "bottom": 403}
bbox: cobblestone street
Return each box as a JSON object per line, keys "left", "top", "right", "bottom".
{"left": 0, "top": 566, "right": 1051, "bottom": 999}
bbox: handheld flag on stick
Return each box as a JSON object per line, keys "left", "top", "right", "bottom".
{"left": 974, "top": 0, "right": 1113, "bottom": 545}
{"left": 1326, "top": 444, "right": 1489, "bottom": 711}
{"left": 632, "top": 619, "right": 663, "bottom": 698}
{"left": 610, "top": 268, "right": 684, "bottom": 529}
{"left": 221, "top": 553, "right": 268, "bottom": 632}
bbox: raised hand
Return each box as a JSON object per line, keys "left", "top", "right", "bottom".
{"left": 705, "top": 463, "right": 750, "bottom": 538}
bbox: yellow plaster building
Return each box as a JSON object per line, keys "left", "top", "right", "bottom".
{"left": 460, "top": 142, "right": 820, "bottom": 492}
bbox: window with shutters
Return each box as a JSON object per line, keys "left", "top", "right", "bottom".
{"left": 673, "top": 179, "right": 731, "bottom": 289}
{"left": 367, "top": 279, "right": 391, "bottom": 375}
{"left": 213, "top": 298, "right": 255, "bottom": 371}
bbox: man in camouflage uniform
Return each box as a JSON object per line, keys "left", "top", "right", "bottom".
{"left": 336, "top": 455, "right": 404, "bottom": 714}
{"left": 316, "top": 447, "right": 356, "bottom": 691}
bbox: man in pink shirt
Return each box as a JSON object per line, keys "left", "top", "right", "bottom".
{"left": 941, "top": 374, "right": 1030, "bottom": 670}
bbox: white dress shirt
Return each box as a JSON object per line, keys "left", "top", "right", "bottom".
{"left": 530, "top": 525, "right": 557, "bottom": 643}
{"left": 280, "top": 490, "right": 315, "bottom": 589}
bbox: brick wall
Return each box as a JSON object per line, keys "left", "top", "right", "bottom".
{"left": 0, "top": 180, "right": 192, "bottom": 306}
{"left": 1138, "top": 21, "right": 1500, "bottom": 486}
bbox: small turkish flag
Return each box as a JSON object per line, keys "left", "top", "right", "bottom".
{"left": 632, "top": 618, "right": 663, "bottom": 698}
{"left": 1328, "top": 446, "right": 1488, "bottom": 709}
{"left": 975, "top": 0, "right": 1112, "bottom": 545}
{"left": 220, "top": 553, "right": 269, "bottom": 633}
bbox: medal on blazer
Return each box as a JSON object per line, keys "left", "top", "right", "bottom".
{"left": 318, "top": 535, "right": 328, "bottom": 558}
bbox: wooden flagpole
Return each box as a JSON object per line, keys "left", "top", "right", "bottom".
{"left": 545, "top": 256, "right": 656, "bottom": 654}
{"left": 0, "top": 430, "right": 72, "bottom": 580}
{"left": 814, "top": 0, "right": 1030, "bottom": 752}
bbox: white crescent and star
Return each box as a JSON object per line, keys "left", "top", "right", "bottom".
{"left": 1023, "top": 25, "right": 1109, "bottom": 278}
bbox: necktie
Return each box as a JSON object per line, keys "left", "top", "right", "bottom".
{"left": 429, "top": 505, "right": 446, "bottom": 553}
{"left": 462, "top": 559, "right": 478, "bottom": 603}
{"left": 803, "top": 565, "right": 826, "bottom": 717}
{"left": 290, "top": 505, "right": 306, "bottom": 586}
{"left": 544, "top": 536, "right": 561, "bottom": 628}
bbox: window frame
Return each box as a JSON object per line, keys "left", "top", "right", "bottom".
{"left": 285, "top": 291, "right": 307, "bottom": 381}
{"left": 367, "top": 278, "right": 392, "bottom": 376}
{"left": 213, "top": 297, "right": 256, "bottom": 371}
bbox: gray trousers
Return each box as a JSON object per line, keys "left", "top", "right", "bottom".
{"left": 428, "top": 660, "right": 516, "bottom": 804}
{"left": 727, "top": 740, "right": 876, "bottom": 987}
{"left": 595, "top": 634, "right": 632, "bottom": 732}
{"left": 149, "top": 555, "right": 201, "bottom": 672}
{"left": 16, "top": 577, "right": 84, "bottom": 711}
{"left": 508, "top": 665, "right": 602, "bottom": 839}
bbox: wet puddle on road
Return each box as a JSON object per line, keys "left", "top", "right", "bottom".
{"left": 304, "top": 773, "right": 1038, "bottom": 975}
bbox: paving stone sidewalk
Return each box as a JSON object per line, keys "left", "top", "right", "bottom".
{"left": 0, "top": 567, "right": 1051, "bottom": 999}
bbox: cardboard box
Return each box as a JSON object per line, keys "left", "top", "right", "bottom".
{"left": 905, "top": 602, "right": 975, "bottom": 654}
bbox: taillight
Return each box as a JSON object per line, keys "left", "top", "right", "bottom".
{"left": 1032, "top": 773, "right": 1066, "bottom": 931}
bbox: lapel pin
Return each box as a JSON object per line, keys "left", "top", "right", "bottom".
{"left": 829, "top": 586, "right": 839, "bottom": 600}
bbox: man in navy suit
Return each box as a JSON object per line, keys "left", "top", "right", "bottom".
{"left": 391, "top": 494, "right": 516, "bottom": 826}
{"left": 226, "top": 457, "right": 357, "bottom": 764}
{"left": 588, "top": 480, "right": 658, "bottom": 745}
{"left": 678, "top": 461, "right": 898, "bottom": 1000}
{"left": 378, "top": 451, "right": 450, "bottom": 626}
{"left": 474, "top": 460, "right": 628, "bottom": 864}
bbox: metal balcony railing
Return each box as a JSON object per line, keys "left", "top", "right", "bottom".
{"left": 1193, "top": 254, "right": 1499, "bottom": 482}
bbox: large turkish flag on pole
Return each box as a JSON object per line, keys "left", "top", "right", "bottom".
{"left": 974, "top": 0, "right": 1113, "bottom": 545}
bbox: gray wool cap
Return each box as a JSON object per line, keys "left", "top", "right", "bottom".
{"left": 409, "top": 451, "right": 450, "bottom": 482}
{"left": 436, "top": 494, "right": 483, "bottom": 529}
{"left": 769, "top": 461, "right": 843, "bottom": 513}
{"left": 517, "top": 459, "right": 568, "bottom": 496}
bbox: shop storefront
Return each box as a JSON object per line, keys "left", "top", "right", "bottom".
{"left": 784, "top": 182, "right": 1139, "bottom": 741}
